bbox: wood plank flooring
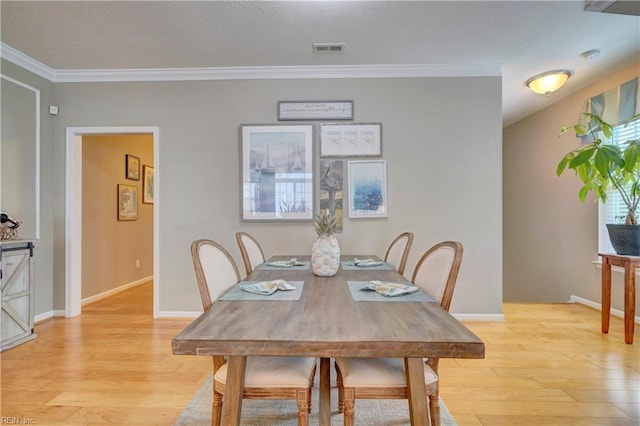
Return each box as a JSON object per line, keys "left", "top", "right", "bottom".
{"left": 1, "top": 282, "right": 638, "bottom": 425}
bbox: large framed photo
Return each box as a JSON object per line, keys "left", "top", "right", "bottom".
{"left": 117, "top": 184, "right": 138, "bottom": 221}
{"left": 241, "top": 125, "right": 314, "bottom": 221}
{"left": 278, "top": 100, "right": 354, "bottom": 121}
{"left": 348, "top": 160, "right": 387, "bottom": 218}
{"left": 320, "top": 123, "right": 382, "bottom": 157}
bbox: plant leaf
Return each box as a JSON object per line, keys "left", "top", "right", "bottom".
{"left": 578, "top": 185, "right": 590, "bottom": 202}
{"left": 556, "top": 156, "right": 570, "bottom": 176}
{"left": 568, "top": 147, "right": 595, "bottom": 168}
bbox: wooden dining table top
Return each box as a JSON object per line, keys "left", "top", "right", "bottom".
{"left": 172, "top": 254, "right": 485, "bottom": 360}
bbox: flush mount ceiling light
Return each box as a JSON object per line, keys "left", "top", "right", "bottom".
{"left": 526, "top": 70, "right": 572, "bottom": 95}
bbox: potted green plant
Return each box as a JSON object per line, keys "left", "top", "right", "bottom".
{"left": 557, "top": 112, "right": 640, "bottom": 255}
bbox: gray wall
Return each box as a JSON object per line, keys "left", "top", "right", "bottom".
{"left": 503, "top": 62, "right": 640, "bottom": 314}
{"left": 1, "top": 76, "right": 38, "bottom": 238}
{"left": 2, "top": 60, "right": 504, "bottom": 317}
{"left": 1, "top": 60, "right": 55, "bottom": 318}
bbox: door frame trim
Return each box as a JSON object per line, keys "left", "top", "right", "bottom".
{"left": 65, "top": 126, "right": 160, "bottom": 318}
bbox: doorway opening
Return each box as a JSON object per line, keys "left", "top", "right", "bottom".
{"left": 65, "top": 126, "right": 160, "bottom": 318}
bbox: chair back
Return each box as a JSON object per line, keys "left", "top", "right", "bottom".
{"left": 191, "top": 239, "right": 241, "bottom": 311}
{"left": 384, "top": 232, "right": 414, "bottom": 275}
{"left": 236, "top": 232, "right": 266, "bottom": 275}
{"left": 411, "top": 241, "right": 463, "bottom": 311}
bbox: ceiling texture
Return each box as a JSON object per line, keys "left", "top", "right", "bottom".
{"left": 1, "top": 1, "right": 638, "bottom": 127}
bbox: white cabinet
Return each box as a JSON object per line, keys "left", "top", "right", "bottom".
{"left": 1, "top": 241, "right": 36, "bottom": 351}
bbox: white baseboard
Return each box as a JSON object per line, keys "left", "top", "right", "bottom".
{"left": 34, "top": 310, "right": 55, "bottom": 323}
{"left": 82, "top": 276, "right": 153, "bottom": 306}
{"left": 452, "top": 313, "right": 505, "bottom": 322}
{"left": 570, "top": 295, "right": 640, "bottom": 324}
{"left": 156, "top": 310, "right": 201, "bottom": 319}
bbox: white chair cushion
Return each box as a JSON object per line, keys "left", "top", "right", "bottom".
{"left": 335, "top": 357, "right": 437, "bottom": 388}
{"left": 215, "top": 356, "right": 316, "bottom": 388}
{"left": 241, "top": 235, "right": 265, "bottom": 269}
{"left": 386, "top": 239, "right": 407, "bottom": 271}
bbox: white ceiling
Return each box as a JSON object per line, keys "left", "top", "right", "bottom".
{"left": 1, "top": 1, "right": 638, "bottom": 126}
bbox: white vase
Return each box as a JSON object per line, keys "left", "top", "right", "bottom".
{"left": 311, "top": 235, "right": 341, "bottom": 277}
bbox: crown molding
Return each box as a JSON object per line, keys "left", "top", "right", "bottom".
{"left": 1, "top": 43, "right": 502, "bottom": 83}
{"left": 0, "top": 43, "right": 56, "bottom": 81}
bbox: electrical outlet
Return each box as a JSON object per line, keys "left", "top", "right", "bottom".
{"left": 135, "top": 259, "right": 140, "bottom": 268}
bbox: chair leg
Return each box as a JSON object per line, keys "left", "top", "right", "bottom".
{"left": 428, "top": 393, "right": 440, "bottom": 426}
{"left": 336, "top": 363, "right": 344, "bottom": 413}
{"left": 296, "top": 389, "right": 310, "bottom": 426}
{"left": 342, "top": 388, "right": 355, "bottom": 426}
{"left": 212, "top": 390, "right": 223, "bottom": 426}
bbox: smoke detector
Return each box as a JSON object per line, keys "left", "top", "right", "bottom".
{"left": 312, "top": 43, "right": 345, "bottom": 54}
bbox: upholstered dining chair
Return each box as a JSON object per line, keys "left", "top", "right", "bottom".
{"left": 190, "top": 239, "right": 317, "bottom": 426}
{"left": 383, "top": 232, "right": 414, "bottom": 275}
{"left": 236, "top": 232, "right": 266, "bottom": 276}
{"left": 335, "top": 240, "right": 464, "bottom": 426}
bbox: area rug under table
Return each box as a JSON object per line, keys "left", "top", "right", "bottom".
{"left": 175, "top": 373, "right": 457, "bottom": 425}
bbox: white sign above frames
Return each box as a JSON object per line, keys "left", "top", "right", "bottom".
{"left": 278, "top": 100, "right": 354, "bottom": 121}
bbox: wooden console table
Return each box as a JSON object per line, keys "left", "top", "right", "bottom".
{"left": 598, "top": 253, "right": 637, "bottom": 344}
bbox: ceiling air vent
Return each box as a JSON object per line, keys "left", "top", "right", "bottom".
{"left": 584, "top": 1, "right": 640, "bottom": 16}
{"left": 313, "top": 43, "right": 346, "bottom": 54}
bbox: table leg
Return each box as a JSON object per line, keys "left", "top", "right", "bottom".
{"left": 222, "top": 356, "right": 246, "bottom": 426}
{"left": 601, "top": 257, "right": 612, "bottom": 334}
{"left": 405, "top": 357, "right": 429, "bottom": 425}
{"left": 319, "top": 357, "right": 331, "bottom": 426}
{"left": 624, "top": 262, "right": 636, "bottom": 344}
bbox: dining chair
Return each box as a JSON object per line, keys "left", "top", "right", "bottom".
{"left": 335, "top": 240, "right": 464, "bottom": 426}
{"left": 383, "top": 231, "right": 414, "bottom": 275}
{"left": 191, "top": 239, "right": 317, "bottom": 426}
{"left": 236, "top": 231, "right": 266, "bottom": 276}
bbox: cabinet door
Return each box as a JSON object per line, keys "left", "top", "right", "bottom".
{"left": 1, "top": 248, "right": 34, "bottom": 350}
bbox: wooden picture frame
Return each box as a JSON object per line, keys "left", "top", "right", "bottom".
{"left": 142, "top": 165, "right": 154, "bottom": 204}
{"left": 348, "top": 160, "right": 387, "bottom": 218}
{"left": 117, "top": 184, "right": 138, "bottom": 220}
{"left": 125, "top": 154, "right": 140, "bottom": 180}
{"left": 240, "top": 124, "right": 314, "bottom": 221}
{"left": 320, "top": 123, "right": 382, "bottom": 157}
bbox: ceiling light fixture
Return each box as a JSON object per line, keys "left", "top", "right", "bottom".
{"left": 526, "top": 70, "right": 572, "bottom": 95}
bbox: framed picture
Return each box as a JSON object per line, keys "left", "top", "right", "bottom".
{"left": 320, "top": 123, "right": 382, "bottom": 157}
{"left": 117, "top": 184, "right": 138, "bottom": 221}
{"left": 319, "top": 159, "right": 344, "bottom": 232}
{"left": 125, "top": 154, "right": 140, "bottom": 180}
{"left": 241, "top": 124, "right": 314, "bottom": 221}
{"left": 142, "top": 165, "right": 154, "bottom": 204}
{"left": 278, "top": 100, "right": 354, "bottom": 121}
{"left": 348, "top": 160, "right": 387, "bottom": 218}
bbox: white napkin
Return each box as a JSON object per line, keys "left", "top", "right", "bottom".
{"left": 361, "top": 281, "right": 419, "bottom": 297}
{"left": 348, "top": 258, "right": 384, "bottom": 267}
{"left": 241, "top": 279, "right": 296, "bottom": 295}
{"left": 265, "top": 258, "right": 305, "bottom": 267}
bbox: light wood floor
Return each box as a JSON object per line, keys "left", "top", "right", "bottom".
{"left": 1, "top": 282, "right": 638, "bottom": 425}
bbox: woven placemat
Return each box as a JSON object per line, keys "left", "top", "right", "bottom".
{"left": 220, "top": 281, "right": 304, "bottom": 301}
{"left": 348, "top": 281, "right": 434, "bottom": 302}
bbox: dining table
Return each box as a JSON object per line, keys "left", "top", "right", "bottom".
{"left": 172, "top": 254, "right": 485, "bottom": 425}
